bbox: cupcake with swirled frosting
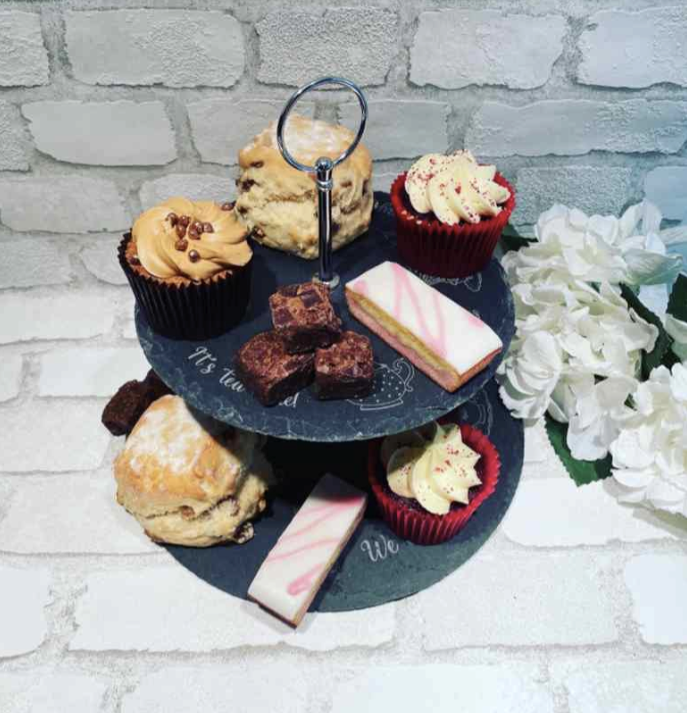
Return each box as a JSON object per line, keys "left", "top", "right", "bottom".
{"left": 390, "top": 150, "right": 515, "bottom": 279}
{"left": 119, "top": 197, "right": 252, "bottom": 340}
{"left": 368, "top": 419, "right": 500, "bottom": 545}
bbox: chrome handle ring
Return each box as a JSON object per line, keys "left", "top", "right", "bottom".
{"left": 276, "top": 76, "right": 368, "bottom": 173}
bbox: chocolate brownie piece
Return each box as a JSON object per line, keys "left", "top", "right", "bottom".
{"left": 314, "top": 331, "right": 374, "bottom": 400}
{"left": 269, "top": 282, "right": 342, "bottom": 353}
{"left": 235, "top": 331, "right": 315, "bottom": 406}
{"left": 102, "top": 370, "right": 173, "bottom": 436}
{"left": 102, "top": 380, "right": 151, "bottom": 436}
{"left": 143, "top": 369, "right": 173, "bottom": 401}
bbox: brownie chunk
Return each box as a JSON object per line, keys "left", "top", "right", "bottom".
{"left": 269, "top": 282, "right": 342, "bottom": 353}
{"left": 102, "top": 370, "right": 173, "bottom": 436}
{"left": 236, "top": 331, "right": 315, "bottom": 406}
{"left": 314, "top": 331, "right": 374, "bottom": 400}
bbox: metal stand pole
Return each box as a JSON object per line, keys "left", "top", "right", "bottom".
{"left": 314, "top": 156, "right": 338, "bottom": 289}
{"left": 276, "top": 76, "right": 367, "bottom": 291}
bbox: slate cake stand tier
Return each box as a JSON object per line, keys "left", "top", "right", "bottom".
{"left": 136, "top": 194, "right": 516, "bottom": 442}
{"left": 165, "top": 379, "right": 523, "bottom": 611}
{"left": 134, "top": 194, "right": 523, "bottom": 612}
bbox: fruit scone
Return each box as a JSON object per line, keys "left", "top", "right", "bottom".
{"left": 235, "top": 114, "right": 373, "bottom": 259}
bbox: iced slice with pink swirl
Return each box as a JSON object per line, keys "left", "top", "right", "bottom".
{"left": 248, "top": 473, "right": 367, "bottom": 627}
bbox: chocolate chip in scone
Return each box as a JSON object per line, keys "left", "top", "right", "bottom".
{"left": 178, "top": 215, "right": 190, "bottom": 227}
{"left": 175, "top": 239, "right": 188, "bottom": 252}
{"left": 237, "top": 205, "right": 248, "bottom": 216}
{"left": 130, "top": 254, "right": 140, "bottom": 265}
{"left": 341, "top": 180, "right": 352, "bottom": 188}
{"left": 166, "top": 212, "right": 178, "bottom": 226}
{"left": 176, "top": 223, "right": 187, "bottom": 239}
{"left": 188, "top": 249, "right": 200, "bottom": 263}
{"left": 221, "top": 202, "right": 234, "bottom": 211}
{"left": 192, "top": 221, "right": 203, "bottom": 234}
{"left": 240, "top": 179, "right": 256, "bottom": 192}
{"left": 250, "top": 161, "right": 264, "bottom": 168}
{"left": 203, "top": 222, "right": 213, "bottom": 233}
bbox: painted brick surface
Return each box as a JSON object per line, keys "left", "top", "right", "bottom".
{"left": 123, "top": 665, "right": 308, "bottom": 713}
{"left": 65, "top": 10, "right": 244, "bottom": 87}
{"left": 0, "top": 102, "right": 30, "bottom": 170}
{"left": 257, "top": 8, "right": 397, "bottom": 86}
{"left": 0, "top": 353, "right": 22, "bottom": 402}
{"left": 140, "top": 173, "right": 235, "bottom": 209}
{"left": 0, "top": 472, "right": 155, "bottom": 554}
{"left": 624, "top": 554, "right": 687, "bottom": 644}
{"left": 0, "top": 238, "right": 72, "bottom": 289}
{"left": 467, "top": 100, "right": 687, "bottom": 157}
{"left": 340, "top": 100, "right": 448, "bottom": 160}
{"left": 72, "top": 566, "right": 395, "bottom": 652}
{"left": 0, "top": 11, "right": 49, "bottom": 86}
{"left": 23, "top": 100, "right": 177, "bottom": 166}
{"left": 188, "top": 99, "right": 313, "bottom": 165}
{"left": 0, "top": 566, "right": 51, "bottom": 657}
{"left": 0, "top": 673, "right": 107, "bottom": 713}
{"left": 419, "top": 551, "right": 618, "bottom": 648}
{"left": 38, "top": 346, "right": 149, "bottom": 396}
{"left": 0, "top": 291, "right": 117, "bottom": 344}
{"left": 411, "top": 10, "right": 565, "bottom": 90}
{"left": 514, "top": 167, "right": 635, "bottom": 224}
{"left": 579, "top": 8, "right": 687, "bottom": 89}
{"left": 504, "top": 479, "right": 686, "bottom": 546}
{"left": 331, "top": 665, "right": 554, "bottom": 713}
{"left": 644, "top": 166, "right": 687, "bottom": 221}
{"left": 0, "top": 401, "right": 111, "bottom": 472}
{"left": 554, "top": 661, "right": 687, "bottom": 713}
{"left": 80, "top": 236, "right": 129, "bottom": 285}
{"left": 0, "top": 177, "right": 129, "bottom": 233}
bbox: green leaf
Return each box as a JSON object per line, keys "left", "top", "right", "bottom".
{"left": 620, "top": 284, "right": 672, "bottom": 379}
{"left": 500, "top": 224, "right": 534, "bottom": 253}
{"left": 668, "top": 273, "right": 687, "bottom": 322}
{"left": 545, "top": 415, "right": 613, "bottom": 486}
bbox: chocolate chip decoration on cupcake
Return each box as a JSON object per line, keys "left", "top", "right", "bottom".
{"left": 120, "top": 197, "right": 252, "bottom": 340}
{"left": 235, "top": 115, "right": 373, "bottom": 259}
{"left": 390, "top": 150, "right": 515, "bottom": 278}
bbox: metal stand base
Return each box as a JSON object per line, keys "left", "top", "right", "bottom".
{"left": 313, "top": 272, "right": 340, "bottom": 290}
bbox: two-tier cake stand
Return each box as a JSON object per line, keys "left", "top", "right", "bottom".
{"left": 135, "top": 78, "right": 524, "bottom": 611}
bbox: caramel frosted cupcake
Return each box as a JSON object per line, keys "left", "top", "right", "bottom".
{"left": 119, "top": 197, "right": 252, "bottom": 340}
{"left": 390, "top": 151, "right": 515, "bottom": 278}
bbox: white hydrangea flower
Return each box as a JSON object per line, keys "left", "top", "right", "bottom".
{"left": 498, "top": 203, "right": 663, "bottom": 459}
{"left": 610, "top": 363, "right": 687, "bottom": 517}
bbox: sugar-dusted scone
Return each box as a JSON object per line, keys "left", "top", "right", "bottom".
{"left": 235, "top": 114, "right": 373, "bottom": 260}
{"left": 345, "top": 261, "right": 502, "bottom": 392}
{"left": 114, "top": 395, "right": 273, "bottom": 547}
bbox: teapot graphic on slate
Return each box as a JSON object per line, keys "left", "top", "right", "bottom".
{"left": 348, "top": 358, "right": 415, "bottom": 411}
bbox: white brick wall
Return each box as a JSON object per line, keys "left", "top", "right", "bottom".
{"left": 23, "top": 100, "right": 177, "bottom": 166}
{"left": 579, "top": 8, "right": 687, "bottom": 89}
{"left": 1, "top": 2, "right": 686, "bottom": 709}
{"left": 410, "top": 10, "right": 566, "bottom": 90}
{"left": 65, "top": 10, "right": 244, "bottom": 88}
{"left": 0, "top": 12, "right": 49, "bottom": 86}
